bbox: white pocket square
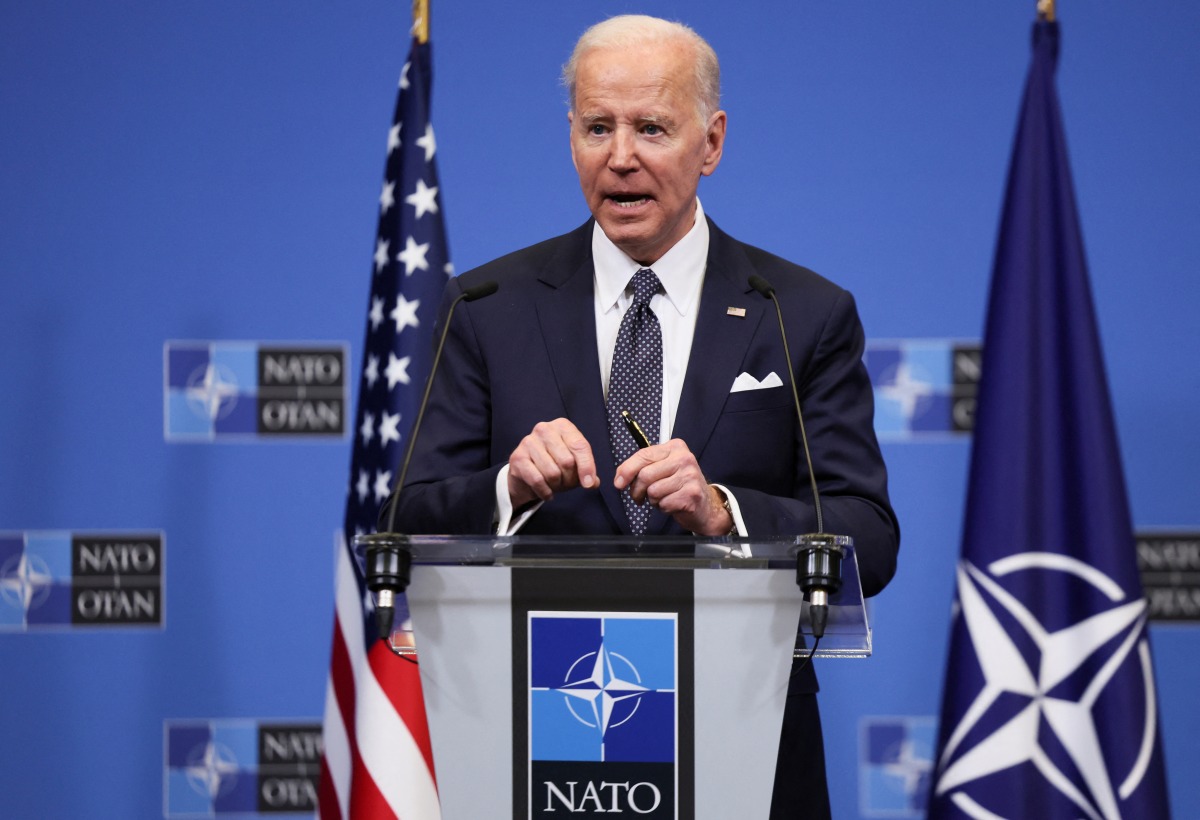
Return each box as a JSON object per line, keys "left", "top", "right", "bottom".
{"left": 730, "top": 371, "right": 783, "bottom": 393}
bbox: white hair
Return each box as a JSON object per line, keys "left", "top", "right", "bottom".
{"left": 561, "top": 14, "right": 721, "bottom": 123}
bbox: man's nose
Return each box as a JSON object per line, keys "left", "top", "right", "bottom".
{"left": 608, "top": 128, "right": 639, "bottom": 172}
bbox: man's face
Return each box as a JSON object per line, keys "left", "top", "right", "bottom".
{"left": 569, "top": 40, "right": 726, "bottom": 265}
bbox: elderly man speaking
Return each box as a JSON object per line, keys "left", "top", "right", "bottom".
{"left": 389, "top": 14, "right": 899, "bottom": 819}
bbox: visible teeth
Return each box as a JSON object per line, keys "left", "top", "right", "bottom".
{"left": 612, "top": 197, "right": 648, "bottom": 208}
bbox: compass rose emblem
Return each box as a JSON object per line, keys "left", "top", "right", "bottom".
{"left": 553, "top": 642, "right": 650, "bottom": 737}
{"left": 935, "top": 552, "right": 1159, "bottom": 820}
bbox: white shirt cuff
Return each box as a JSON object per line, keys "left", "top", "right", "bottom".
{"left": 710, "top": 483, "right": 747, "bottom": 537}
{"left": 495, "top": 463, "right": 542, "bottom": 535}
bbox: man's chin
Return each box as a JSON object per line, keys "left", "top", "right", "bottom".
{"left": 596, "top": 219, "right": 659, "bottom": 261}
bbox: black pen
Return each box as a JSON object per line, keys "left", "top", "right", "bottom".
{"left": 621, "top": 410, "right": 652, "bottom": 449}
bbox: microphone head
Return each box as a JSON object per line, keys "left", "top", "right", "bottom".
{"left": 462, "top": 281, "right": 499, "bottom": 302}
{"left": 748, "top": 275, "right": 775, "bottom": 298}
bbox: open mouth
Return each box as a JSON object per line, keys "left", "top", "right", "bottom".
{"left": 609, "top": 194, "right": 650, "bottom": 208}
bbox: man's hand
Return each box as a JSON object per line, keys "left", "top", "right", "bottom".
{"left": 507, "top": 418, "right": 599, "bottom": 509}
{"left": 615, "top": 439, "right": 733, "bottom": 536}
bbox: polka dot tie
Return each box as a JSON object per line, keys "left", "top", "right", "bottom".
{"left": 605, "top": 268, "right": 663, "bottom": 535}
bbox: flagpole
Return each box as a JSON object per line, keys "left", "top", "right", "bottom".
{"left": 1037, "top": 0, "right": 1055, "bottom": 22}
{"left": 413, "top": 0, "right": 429, "bottom": 43}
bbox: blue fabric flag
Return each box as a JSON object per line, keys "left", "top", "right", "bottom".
{"left": 928, "top": 21, "right": 1171, "bottom": 820}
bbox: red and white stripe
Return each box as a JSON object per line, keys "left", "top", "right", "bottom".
{"left": 319, "top": 543, "right": 440, "bottom": 819}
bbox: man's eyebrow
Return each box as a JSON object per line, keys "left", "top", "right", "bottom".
{"left": 575, "top": 112, "right": 676, "bottom": 127}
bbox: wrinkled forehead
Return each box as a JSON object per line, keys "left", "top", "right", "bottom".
{"left": 571, "top": 41, "right": 702, "bottom": 119}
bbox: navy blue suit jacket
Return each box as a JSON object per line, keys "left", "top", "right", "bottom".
{"left": 394, "top": 217, "right": 898, "bottom": 603}
{"left": 392, "top": 219, "right": 897, "bottom": 814}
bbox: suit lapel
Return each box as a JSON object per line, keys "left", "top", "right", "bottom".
{"left": 533, "top": 220, "right": 765, "bottom": 536}
{"left": 669, "top": 221, "right": 766, "bottom": 486}
{"left": 534, "top": 223, "right": 628, "bottom": 531}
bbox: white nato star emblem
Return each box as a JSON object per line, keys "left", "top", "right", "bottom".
{"left": 882, "top": 737, "right": 932, "bottom": 802}
{"left": 554, "top": 643, "right": 650, "bottom": 737}
{"left": 397, "top": 235, "right": 430, "bottom": 276}
{"left": 405, "top": 178, "right": 439, "bottom": 219}
{"left": 0, "top": 552, "right": 54, "bottom": 613}
{"left": 184, "top": 740, "right": 239, "bottom": 800}
{"left": 185, "top": 363, "right": 239, "bottom": 421}
{"left": 936, "top": 552, "right": 1159, "bottom": 820}
{"left": 879, "top": 361, "right": 934, "bottom": 420}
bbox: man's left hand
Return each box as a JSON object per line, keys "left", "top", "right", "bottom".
{"left": 614, "top": 439, "right": 733, "bottom": 536}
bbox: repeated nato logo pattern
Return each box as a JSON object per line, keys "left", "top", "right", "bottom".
{"left": 165, "top": 720, "right": 322, "bottom": 816}
{"left": 0, "top": 531, "right": 163, "bottom": 630}
{"left": 865, "top": 340, "right": 980, "bottom": 438}
{"left": 860, "top": 717, "right": 935, "bottom": 817}
{"left": 164, "top": 341, "right": 347, "bottom": 440}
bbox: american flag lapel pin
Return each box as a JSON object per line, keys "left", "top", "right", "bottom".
{"left": 726, "top": 306, "right": 747, "bottom": 318}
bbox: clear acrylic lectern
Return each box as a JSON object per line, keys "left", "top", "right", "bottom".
{"left": 355, "top": 534, "right": 870, "bottom": 820}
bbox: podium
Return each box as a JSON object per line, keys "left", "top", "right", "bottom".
{"left": 365, "top": 535, "right": 869, "bottom": 820}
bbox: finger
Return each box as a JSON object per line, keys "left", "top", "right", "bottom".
{"left": 510, "top": 419, "right": 597, "bottom": 503}
{"left": 614, "top": 444, "right": 666, "bottom": 492}
{"left": 534, "top": 419, "right": 596, "bottom": 490}
{"left": 638, "top": 441, "right": 705, "bottom": 508}
{"left": 542, "top": 439, "right": 585, "bottom": 491}
{"left": 509, "top": 438, "right": 558, "bottom": 502}
{"left": 561, "top": 424, "right": 598, "bottom": 489}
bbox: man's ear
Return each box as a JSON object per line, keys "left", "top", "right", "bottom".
{"left": 701, "top": 110, "right": 727, "bottom": 177}
{"left": 568, "top": 110, "right": 579, "bottom": 170}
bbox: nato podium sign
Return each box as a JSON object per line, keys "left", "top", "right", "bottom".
{"left": 365, "top": 535, "right": 869, "bottom": 820}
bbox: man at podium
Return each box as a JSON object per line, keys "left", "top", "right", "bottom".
{"left": 388, "top": 14, "right": 899, "bottom": 819}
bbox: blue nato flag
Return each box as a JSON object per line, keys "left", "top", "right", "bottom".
{"left": 927, "top": 19, "right": 1171, "bottom": 820}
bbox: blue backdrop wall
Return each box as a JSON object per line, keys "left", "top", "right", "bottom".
{"left": 2, "top": 2, "right": 1197, "bottom": 817}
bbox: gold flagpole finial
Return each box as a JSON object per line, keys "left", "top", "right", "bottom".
{"left": 1037, "top": 0, "right": 1056, "bottom": 22}
{"left": 412, "top": 0, "right": 429, "bottom": 44}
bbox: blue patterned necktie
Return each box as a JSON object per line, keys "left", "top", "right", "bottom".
{"left": 605, "top": 268, "right": 664, "bottom": 535}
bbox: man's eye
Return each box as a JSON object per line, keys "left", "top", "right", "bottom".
{"left": 589, "top": 124, "right": 608, "bottom": 136}
{"left": 643, "top": 124, "right": 662, "bottom": 136}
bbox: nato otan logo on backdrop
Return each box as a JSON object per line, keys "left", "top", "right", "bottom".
{"left": 865, "top": 340, "right": 981, "bottom": 439}
{"left": 0, "top": 531, "right": 164, "bottom": 631}
{"left": 164, "top": 719, "right": 322, "bottom": 816}
{"left": 859, "top": 716, "right": 935, "bottom": 817}
{"left": 1136, "top": 530, "right": 1200, "bottom": 622}
{"left": 163, "top": 341, "right": 348, "bottom": 441}
{"left": 529, "top": 612, "right": 678, "bottom": 818}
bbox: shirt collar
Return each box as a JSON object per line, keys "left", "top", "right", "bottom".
{"left": 592, "top": 199, "right": 709, "bottom": 316}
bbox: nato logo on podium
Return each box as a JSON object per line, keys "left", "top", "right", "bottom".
{"left": 529, "top": 612, "right": 679, "bottom": 817}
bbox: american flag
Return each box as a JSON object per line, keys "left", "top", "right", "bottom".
{"left": 318, "top": 34, "right": 450, "bottom": 820}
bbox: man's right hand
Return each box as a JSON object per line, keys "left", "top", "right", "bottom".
{"left": 507, "top": 418, "right": 599, "bottom": 509}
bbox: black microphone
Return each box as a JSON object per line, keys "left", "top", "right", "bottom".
{"left": 748, "top": 275, "right": 846, "bottom": 640}
{"left": 364, "top": 279, "right": 499, "bottom": 641}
